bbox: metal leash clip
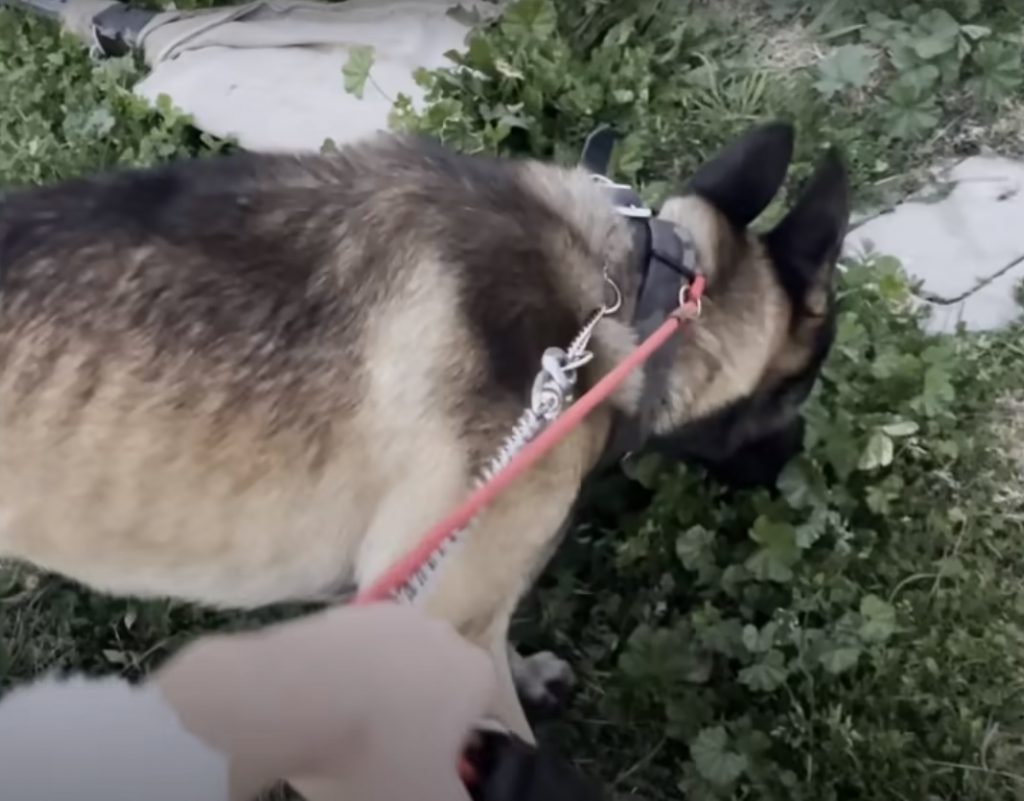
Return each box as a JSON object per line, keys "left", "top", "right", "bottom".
{"left": 530, "top": 347, "right": 593, "bottom": 420}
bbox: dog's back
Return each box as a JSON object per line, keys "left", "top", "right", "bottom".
{"left": 0, "top": 137, "right": 617, "bottom": 607}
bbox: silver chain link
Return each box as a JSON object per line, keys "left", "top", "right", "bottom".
{"left": 397, "top": 277, "right": 622, "bottom": 604}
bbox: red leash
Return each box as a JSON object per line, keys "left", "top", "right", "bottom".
{"left": 354, "top": 275, "right": 704, "bottom": 606}
{"left": 351, "top": 276, "right": 704, "bottom": 788}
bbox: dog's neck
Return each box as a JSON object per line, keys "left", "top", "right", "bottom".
{"left": 588, "top": 181, "right": 701, "bottom": 467}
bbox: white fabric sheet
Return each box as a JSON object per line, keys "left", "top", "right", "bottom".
{"left": 129, "top": 0, "right": 502, "bottom": 153}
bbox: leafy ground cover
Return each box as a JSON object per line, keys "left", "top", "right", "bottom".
{"left": 1, "top": 2, "right": 1023, "bottom": 799}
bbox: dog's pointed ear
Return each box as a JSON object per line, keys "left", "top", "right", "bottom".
{"left": 765, "top": 148, "right": 850, "bottom": 302}
{"left": 686, "top": 121, "right": 795, "bottom": 228}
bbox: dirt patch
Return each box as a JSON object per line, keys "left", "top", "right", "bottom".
{"left": 757, "top": 22, "right": 829, "bottom": 71}
{"left": 986, "top": 99, "right": 1024, "bottom": 157}
{"left": 694, "top": 1, "right": 830, "bottom": 71}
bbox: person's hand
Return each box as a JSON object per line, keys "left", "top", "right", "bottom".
{"left": 153, "top": 603, "right": 496, "bottom": 801}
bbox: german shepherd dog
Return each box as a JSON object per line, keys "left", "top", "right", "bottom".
{"left": 0, "top": 121, "right": 848, "bottom": 740}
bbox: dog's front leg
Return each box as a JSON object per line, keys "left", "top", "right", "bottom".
{"left": 509, "top": 646, "right": 576, "bottom": 720}
{"left": 416, "top": 435, "right": 594, "bottom": 745}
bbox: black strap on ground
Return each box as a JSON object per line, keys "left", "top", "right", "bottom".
{"left": 0, "top": 0, "right": 157, "bottom": 57}
{"left": 92, "top": 3, "right": 158, "bottom": 56}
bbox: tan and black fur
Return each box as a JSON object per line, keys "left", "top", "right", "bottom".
{"left": 0, "top": 122, "right": 848, "bottom": 738}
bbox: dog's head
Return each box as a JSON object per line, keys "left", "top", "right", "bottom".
{"left": 643, "top": 121, "right": 849, "bottom": 488}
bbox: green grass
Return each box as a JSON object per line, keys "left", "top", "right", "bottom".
{"left": 2, "top": 2, "right": 1024, "bottom": 799}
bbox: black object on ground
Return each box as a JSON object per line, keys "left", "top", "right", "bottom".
{"left": 466, "top": 730, "right": 608, "bottom": 801}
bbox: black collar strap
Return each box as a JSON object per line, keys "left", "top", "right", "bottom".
{"left": 604, "top": 182, "right": 699, "bottom": 333}
{"left": 579, "top": 127, "right": 701, "bottom": 463}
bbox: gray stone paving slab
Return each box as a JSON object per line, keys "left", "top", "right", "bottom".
{"left": 845, "top": 155, "right": 1024, "bottom": 333}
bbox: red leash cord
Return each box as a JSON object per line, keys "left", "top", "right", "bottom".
{"left": 354, "top": 275, "right": 705, "bottom": 606}
{"left": 351, "top": 276, "right": 704, "bottom": 789}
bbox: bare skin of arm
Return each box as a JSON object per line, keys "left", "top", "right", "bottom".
{"left": 0, "top": 603, "right": 496, "bottom": 801}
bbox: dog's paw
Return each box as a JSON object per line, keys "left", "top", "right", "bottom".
{"left": 511, "top": 650, "right": 576, "bottom": 718}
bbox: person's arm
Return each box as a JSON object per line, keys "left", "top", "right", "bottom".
{"left": 0, "top": 673, "right": 230, "bottom": 801}
{"left": 0, "top": 604, "right": 496, "bottom": 801}
{"left": 154, "top": 603, "right": 496, "bottom": 801}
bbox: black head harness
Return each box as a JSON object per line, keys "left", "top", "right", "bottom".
{"left": 578, "top": 126, "right": 703, "bottom": 461}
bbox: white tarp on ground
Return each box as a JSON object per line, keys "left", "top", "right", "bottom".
{"left": 129, "top": 0, "right": 503, "bottom": 153}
